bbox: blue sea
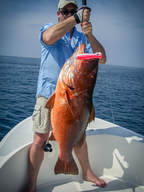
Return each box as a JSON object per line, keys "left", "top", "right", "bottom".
{"left": 0, "top": 56, "right": 144, "bottom": 141}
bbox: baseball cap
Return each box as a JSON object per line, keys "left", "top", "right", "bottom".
{"left": 58, "top": 0, "right": 78, "bottom": 10}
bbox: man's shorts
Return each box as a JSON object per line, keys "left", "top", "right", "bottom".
{"left": 32, "top": 96, "right": 52, "bottom": 134}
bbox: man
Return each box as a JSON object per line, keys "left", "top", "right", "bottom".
{"left": 27, "top": 0, "right": 107, "bottom": 191}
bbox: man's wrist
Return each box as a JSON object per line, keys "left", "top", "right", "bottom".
{"left": 86, "top": 33, "right": 94, "bottom": 40}
{"left": 73, "top": 13, "right": 81, "bottom": 24}
{"left": 74, "top": 7, "right": 91, "bottom": 24}
{"left": 74, "top": 9, "right": 83, "bottom": 24}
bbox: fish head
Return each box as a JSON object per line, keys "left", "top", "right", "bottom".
{"left": 73, "top": 43, "right": 99, "bottom": 74}
{"left": 60, "top": 44, "right": 99, "bottom": 92}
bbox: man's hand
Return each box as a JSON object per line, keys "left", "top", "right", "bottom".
{"left": 82, "top": 8, "right": 90, "bottom": 22}
{"left": 81, "top": 22, "right": 92, "bottom": 38}
{"left": 74, "top": 7, "right": 91, "bottom": 24}
{"left": 81, "top": 22, "right": 107, "bottom": 64}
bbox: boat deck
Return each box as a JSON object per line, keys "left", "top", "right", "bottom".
{"left": 37, "top": 176, "right": 144, "bottom": 192}
{"left": 0, "top": 117, "right": 144, "bottom": 192}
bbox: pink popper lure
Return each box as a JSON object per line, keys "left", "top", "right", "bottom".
{"left": 77, "top": 52, "right": 102, "bottom": 60}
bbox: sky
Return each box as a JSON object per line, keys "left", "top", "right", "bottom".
{"left": 0, "top": 0, "right": 144, "bottom": 68}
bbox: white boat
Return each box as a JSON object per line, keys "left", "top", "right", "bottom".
{"left": 0, "top": 116, "right": 144, "bottom": 192}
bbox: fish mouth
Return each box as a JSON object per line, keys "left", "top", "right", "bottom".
{"left": 76, "top": 44, "right": 85, "bottom": 55}
{"left": 62, "top": 44, "right": 97, "bottom": 91}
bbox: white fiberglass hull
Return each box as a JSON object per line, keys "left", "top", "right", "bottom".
{"left": 0, "top": 116, "right": 144, "bottom": 192}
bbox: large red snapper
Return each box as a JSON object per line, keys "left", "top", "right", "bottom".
{"left": 46, "top": 44, "right": 99, "bottom": 175}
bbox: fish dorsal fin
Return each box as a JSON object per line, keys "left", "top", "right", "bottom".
{"left": 88, "top": 104, "right": 95, "bottom": 123}
{"left": 45, "top": 92, "right": 55, "bottom": 109}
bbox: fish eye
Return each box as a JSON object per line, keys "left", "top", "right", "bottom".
{"left": 68, "top": 85, "right": 75, "bottom": 91}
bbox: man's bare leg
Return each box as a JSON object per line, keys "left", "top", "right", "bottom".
{"left": 25, "top": 133, "right": 48, "bottom": 192}
{"left": 74, "top": 140, "right": 107, "bottom": 188}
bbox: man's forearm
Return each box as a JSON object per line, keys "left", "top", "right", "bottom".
{"left": 43, "top": 16, "right": 77, "bottom": 45}
{"left": 87, "top": 34, "right": 106, "bottom": 64}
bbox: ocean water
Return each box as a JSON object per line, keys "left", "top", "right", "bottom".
{"left": 0, "top": 56, "right": 144, "bottom": 141}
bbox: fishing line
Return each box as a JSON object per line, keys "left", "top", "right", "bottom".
{"left": 103, "top": 65, "right": 115, "bottom": 124}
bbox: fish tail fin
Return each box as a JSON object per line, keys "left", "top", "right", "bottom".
{"left": 54, "top": 157, "right": 79, "bottom": 175}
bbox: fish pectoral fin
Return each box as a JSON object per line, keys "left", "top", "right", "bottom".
{"left": 45, "top": 92, "right": 55, "bottom": 109}
{"left": 65, "top": 90, "right": 76, "bottom": 117}
{"left": 54, "top": 157, "right": 79, "bottom": 175}
{"left": 88, "top": 104, "right": 95, "bottom": 123}
{"left": 49, "top": 132, "right": 55, "bottom": 141}
{"left": 65, "top": 90, "right": 71, "bottom": 103}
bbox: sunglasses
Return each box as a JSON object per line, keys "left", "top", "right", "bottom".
{"left": 60, "top": 9, "right": 77, "bottom": 16}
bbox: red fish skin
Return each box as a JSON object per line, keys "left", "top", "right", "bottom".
{"left": 52, "top": 80, "right": 91, "bottom": 155}
{"left": 46, "top": 44, "right": 99, "bottom": 175}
